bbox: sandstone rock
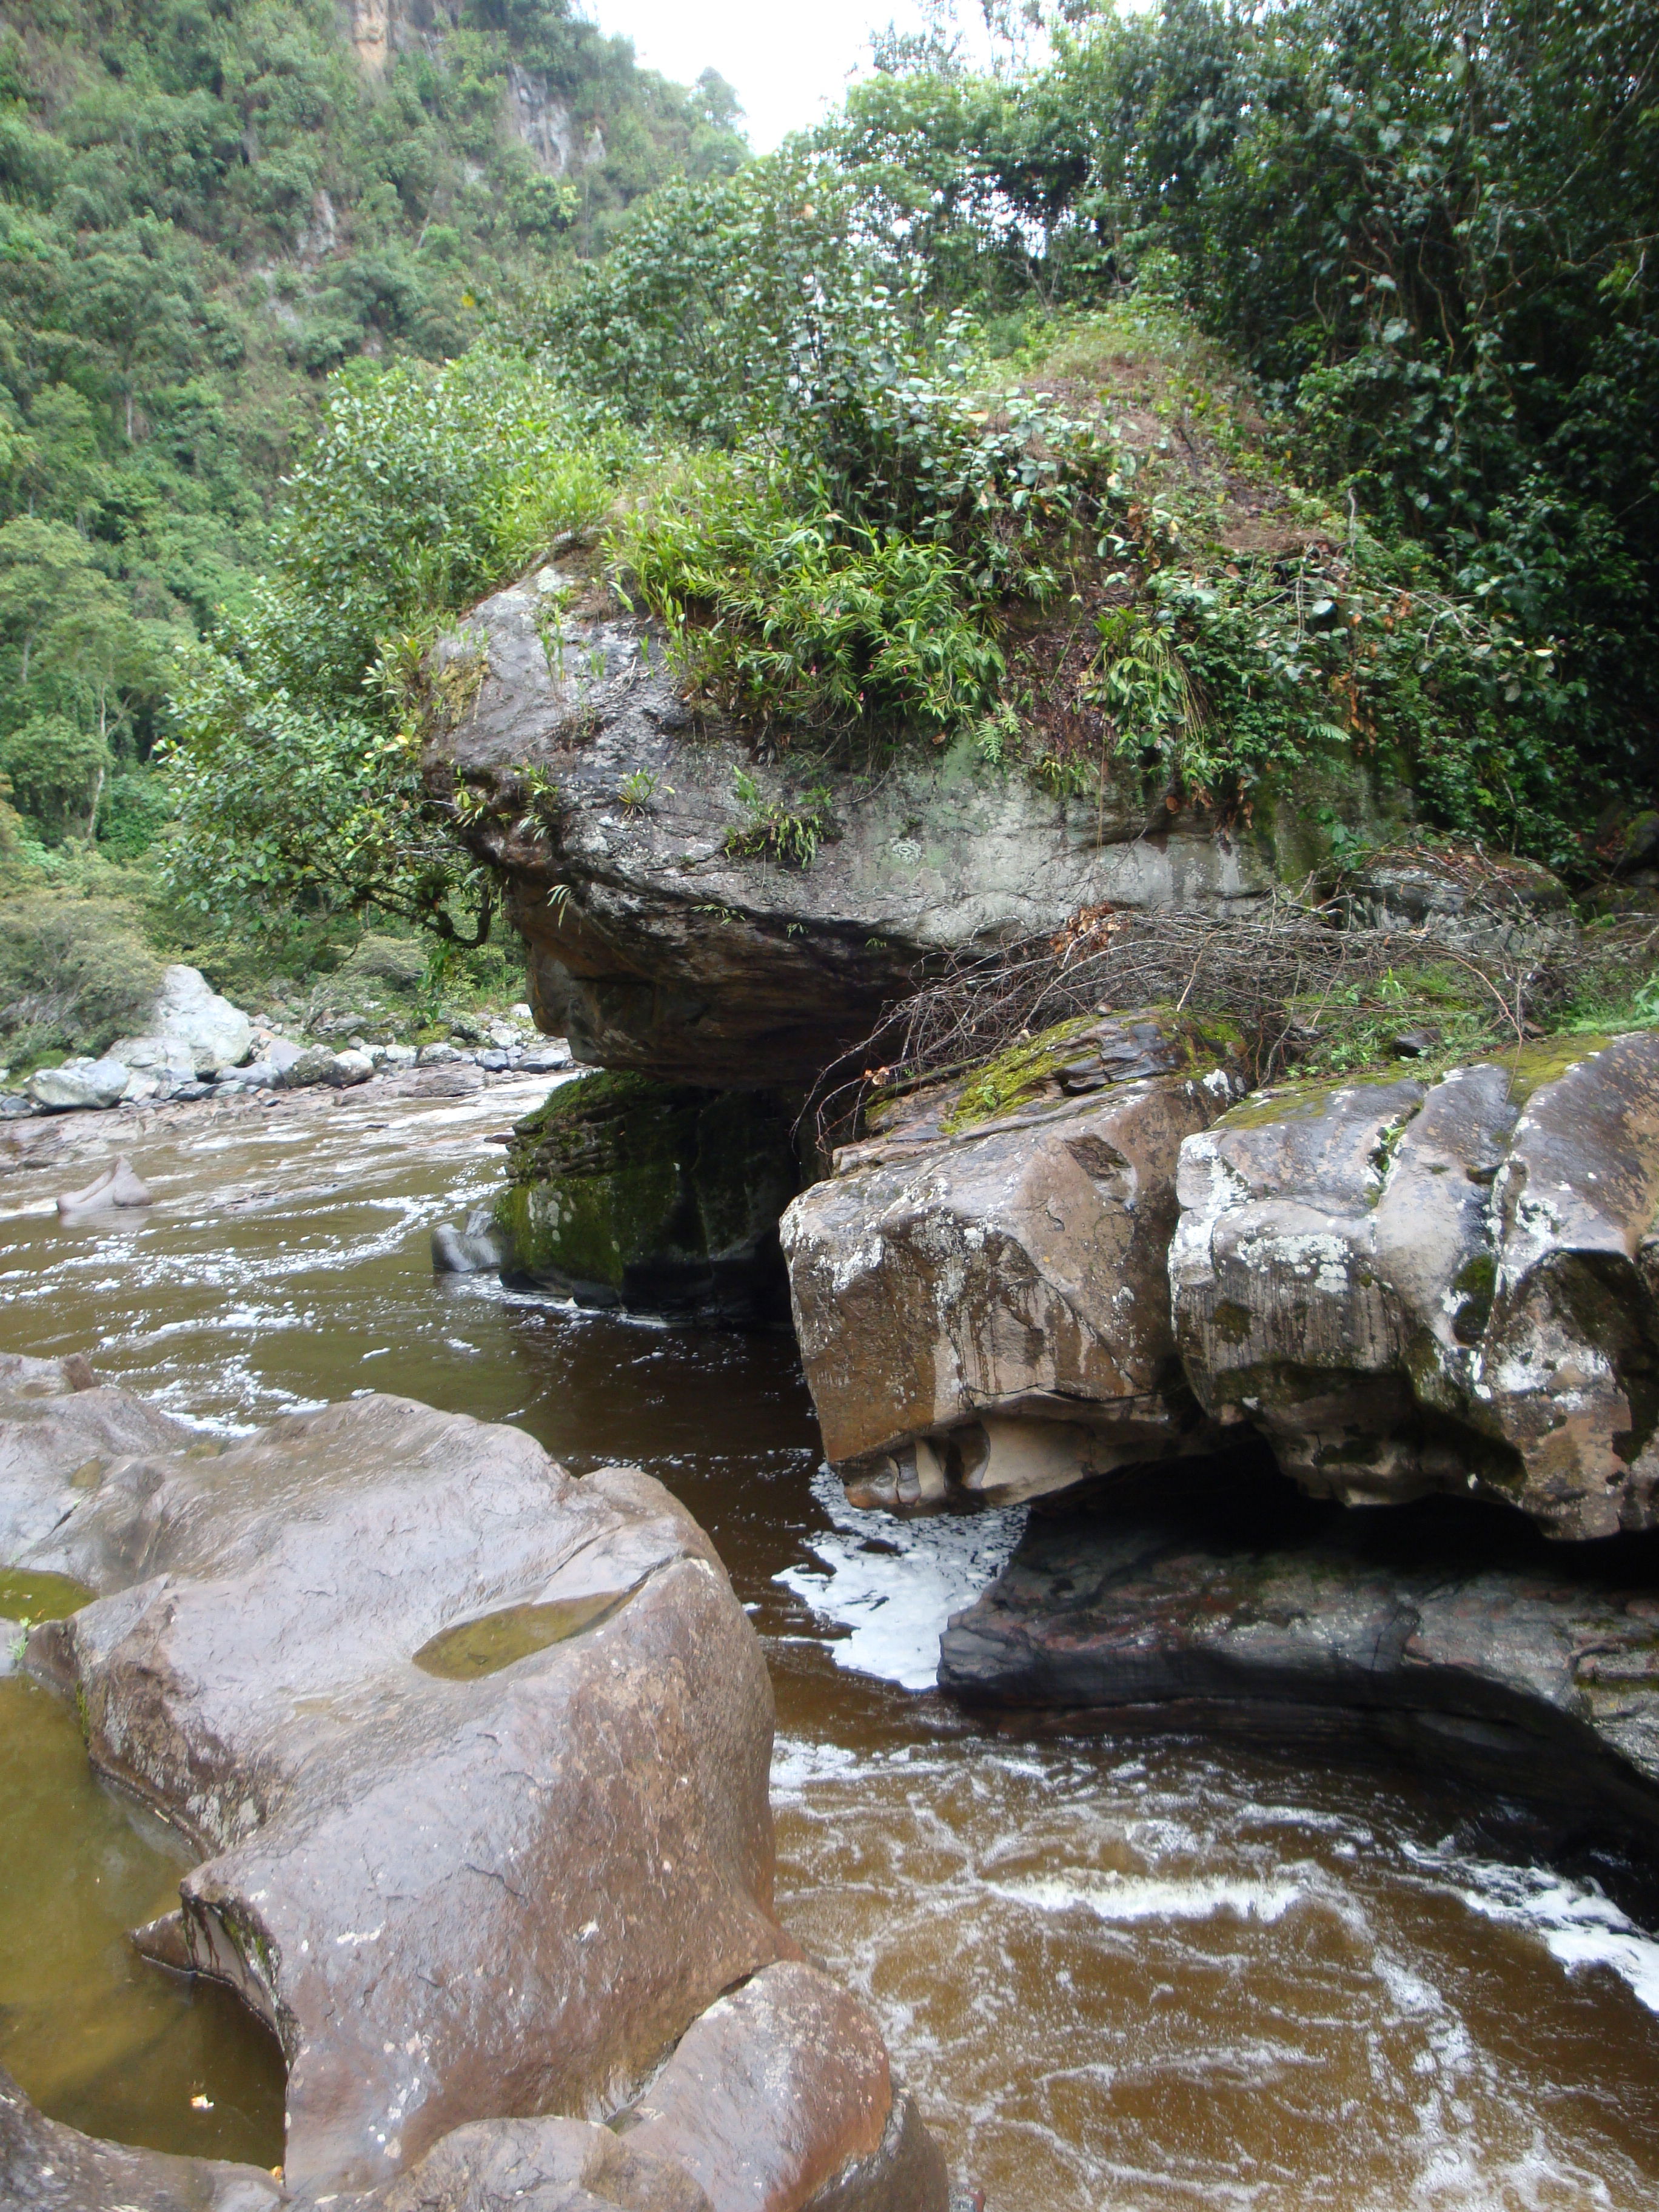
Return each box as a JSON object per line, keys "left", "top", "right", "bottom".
{"left": 0, "top": 1352, "right": 193, "bottom": 1563}
{"left": 19, "top": 1398, "right": 791, "bottom": 2197}
{"left": 939, "top": 1457, "right": 1659, "bottom": 1835}
{"left": 27, "top": 1057, "right": 129, "bottom": 1111}
{"left": 520, "top": 1039, "right": 573, "bottom": 1074}
{"left": 344, "top": 2110, "right": 712, "bottom": 2212}
{"left": 56, "top": 1154, "right": 153, "bottom": 1221}
{"left": 622, "top": 1961, "right": 947, "bottom": 2212}
{"left": 111, "top": 964, "right": 253, "bottom": 1079}
{"left": 278, "top": 1045, "right": 374, "bottom": 1090}
{"left": 499, "top": 1073, "right": 799, "bottom": 1323}
{"left": 780, "top": 1015, "right": 1241, "bottom": 1506}
{"left": 420, "top": 569, "right": 1329, "bottom": 1087}
{"left": 0, "top": 2062, "right": 281, "bottom": 2212}
{"left": 1170, "top": 1032, "right": 1659, "bottom": 1537}
{"left": 1343, "top": 843, "right": 1570, "bottom": 953}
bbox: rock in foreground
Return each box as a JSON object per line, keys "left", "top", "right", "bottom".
{"left": 2, "top": 1389, "right": 942, "bottom": 2208}
{"left": 940, "top": 1458, "right": 1659, "bottom": 1834}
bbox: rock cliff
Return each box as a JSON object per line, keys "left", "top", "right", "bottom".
{"left": 423, "top": 566, "right": 1336, "bottom": 1088}
{"left": 781, "top": 1028, "right": 1659, "bottom": 1540}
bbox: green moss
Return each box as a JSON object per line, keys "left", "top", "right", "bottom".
{"left": 1211, "top": 1299, "right": 1255, "bottom": 1346}
{"left": 940, "top": 1006, "right": 1244, "bottom": 1133}
{"left": 1501, "top": 1034, "right": 1609, "bottom": 1105}
{"left": 1449, "top": 1250, "right": 1497, "bottom": 1344}
{"left": 943, "top": 1016, "right": 1099, "bottom": 1131}
{"left": 497, "top": 1070, "right": 799, "bottom": 1313}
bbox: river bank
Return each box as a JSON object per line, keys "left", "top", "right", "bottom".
{"left": 5, "top": 1081, "right": 1659, "bottom": 2207}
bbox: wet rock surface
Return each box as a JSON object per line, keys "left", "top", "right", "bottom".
{"left": 2, "top": 1386, "right": 943, "bottom": 2211}
{"left": 782, "top": 1017, "right": 1242, "bottom": 1506}
{"left": 17, "top": 1397, "right": 785, "bottom": 2197}
{"left": 499, "top": 1072, "right": 799, "bottom": 1322}
{"left": 0, "top": 1351, "right": 193, "bottom": 1563}
{"left": 423, "top": 569, "right": 1285, "bottom": 1086}
{"left": 1171, "top": 1031, "right": 1659, "bottom": 1537}
{"left": 940, "top": 1456, "right": 1659, "bottom": 1834}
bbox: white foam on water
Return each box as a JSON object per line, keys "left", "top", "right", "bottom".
{"left": 990, "top": 1869, "right": 1310, "bottom": 1925}
{"left": 1420, "top": 1849, "right": 1659, "bottom": 2016}
{"left": 774, "top": 1466, "right": 1026, "bottom": 1689}
{"left": 770, "top": 1735, "right": 864, "bottom": 1797}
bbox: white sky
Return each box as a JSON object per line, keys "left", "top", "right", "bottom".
{"left": 587, "top": 1, "right": 1000, "bottom": 153}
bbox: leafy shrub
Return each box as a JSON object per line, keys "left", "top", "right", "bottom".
{"left": 0, "top": 895, "right": 161, "bottom": 1064}
{"left": 618, "top": 456, "right": 1008, "bottom": 745}
{"left": 164, "top": 351, "right": 635, "bottom": 940}
{"left": 98, "top": 769, "right": 173, "bottom": 860}
{"left": 723, "top": 771, "right": 836, "bottom": 868}
{"left": 342, "top": 933, "right": 429, "bottom": 991}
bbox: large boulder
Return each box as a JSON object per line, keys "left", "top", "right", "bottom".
{"left": 111, "top": 964, "right": 252, "bottom": 1079}
{"left": 1342, "top": 841, "right": 1570, "bottom": 953}
{"left": 498, "top": 1072, "right": 800, "bottom": 1322}
{"left": 18, "top": 1398, "right": 790, "bottom": 2197}
{"left": 420, "top": 565, "right": 1324, "bottom": 1087}
{"left": 0, "top": 1351, "right": 194, "bottom": 1563}
{"left": 27, "top": 1057, "right": 129, "bottom": 1111}
{"left": 331, "top": 1965, "right": 945, "bottom": 2212}
{"left": 780, "top": 1014, "right": 1242, "bottom": 1506}
{"left": 4, "top": 1386, "right": 947, "bottom": 2211}
{"left": 938, "top": 1460, "right": 1659, "bottom": 1837}
{"left": 1169, "top": 1032, "right": 1659, "bottom": 1537}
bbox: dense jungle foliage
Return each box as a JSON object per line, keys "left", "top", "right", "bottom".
{"left": 0, "top": 0, "right": 742, "bottom": 873}
{"left": 7, "top": 0, "right": 1659, "bottom": 1022}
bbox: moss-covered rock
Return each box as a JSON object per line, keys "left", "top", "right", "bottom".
{"left": 497, "top": 1073, "right": 800, "bottom": 1323}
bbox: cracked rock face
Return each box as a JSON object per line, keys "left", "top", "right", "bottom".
{"left": 423, "top": 569, "right": 1281, "bottom": 1087}
{"left": 780, "top": 1018, "right": 1241, "bottom": 1507}
{"left": 16, "top": 1396, "right": 789, "bottom": 2197}
{"left": 1170, "top": 1032, "right": 1659, "bottom": 1538}
{"left": 939, "top": 1458, "right": 1659, "bottom": 1835}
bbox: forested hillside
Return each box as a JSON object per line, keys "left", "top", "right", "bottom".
{"left": 5, "top": 0, "right": 1658, "bottom": 1081}
{"left": 0, "top": 0, "right": 742, "bottom": 859}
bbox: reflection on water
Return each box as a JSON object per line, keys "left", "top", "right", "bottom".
{"left": 0, "top": 1674, "right": 286, "bottom": 2165}
{"left": 2, "top": 1075, "right": 1659, "bottom": 2204}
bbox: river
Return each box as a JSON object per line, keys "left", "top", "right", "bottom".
{"left": 4, "top": 1073, "right": 1659, "bottom": 2209}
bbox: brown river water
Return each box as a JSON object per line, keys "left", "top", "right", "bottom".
{"left": 4, "top": 1073, "right": 1659, "bottom": 2208}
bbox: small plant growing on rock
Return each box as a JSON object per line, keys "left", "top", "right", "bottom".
{"left": 723, "top": 769, "right": 835, "bottom": 868}
{"left": 618, "top": 768, "right": 671, "bottom": 817}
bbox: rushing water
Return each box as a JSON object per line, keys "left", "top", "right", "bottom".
{"left": 4, "top": 1074, "right": 1659, "bottom": 2207}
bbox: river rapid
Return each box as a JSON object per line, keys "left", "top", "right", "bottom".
{"left": 4, "top": 1073, "right": 1659, "bottom": 2210}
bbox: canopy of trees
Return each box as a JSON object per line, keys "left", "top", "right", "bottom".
{"left": 12, "top": 0, "right": 1655, "bottom": 942}
{"left": 0, "top": 0, "right": 743, "bottom": 861}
